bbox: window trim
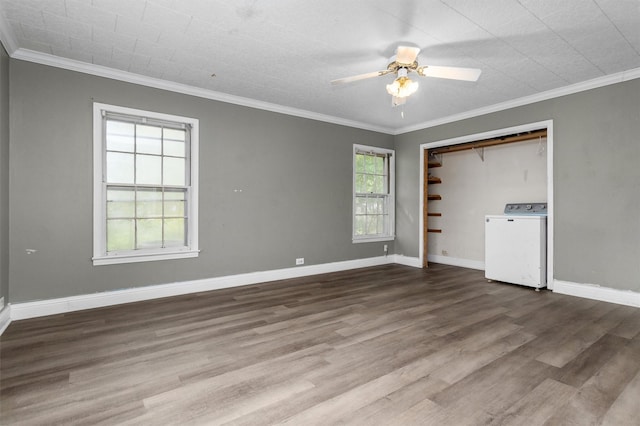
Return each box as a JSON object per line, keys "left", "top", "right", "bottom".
{"left": 92, "top": 103, "right": 199, "bottom": 265}
{"left": 352, "top": 144, "right": 395, "bottom": 243}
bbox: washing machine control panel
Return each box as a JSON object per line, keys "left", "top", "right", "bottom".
{"left": 504, "top": 203, "right": 547, "bottom": 215}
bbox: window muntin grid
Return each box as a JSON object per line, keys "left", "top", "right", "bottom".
{"left": 102, "top": 112, "right": 192, "bottom": 254}
{"left": 353, "top": 146, "right": 395, "bottom": 241}
{"left": 104, "top": 117, "right": 190, "bottom": 253}
{"left": 93, "top": 103, "right": 198, "bottom": 265}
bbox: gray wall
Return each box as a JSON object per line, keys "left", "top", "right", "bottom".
{"left": 395, "top": 78, "right": 640, "bottom": 292}
{"left": 9, "top": 60, "right": 394, "bottom": 303}
{"left": 6, "top": 58, "right": 640, "bottom": 303}
{"left": 0, "top": 46, "right": 8, "bottom": 306}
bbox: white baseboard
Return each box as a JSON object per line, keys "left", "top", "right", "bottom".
{"left": 0, "top": 305, "right": 11, "bottom": 335}
{"left": 9, "top": 256, "right": 394, "bottom": 321}
{"left": 553, "top": 280, "right": 640, "bottom": 308}
{"left": 427, "top": 254, "right": 485, "bottom": 271}
{"left": 391, "top": 255, "right": 422, "bottom": 268}
{"left": 8, "top": 257, "right": 637, "bottom": 325}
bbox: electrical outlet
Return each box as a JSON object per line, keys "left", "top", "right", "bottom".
{"left": 442, "top": 250, "right": 448, "bottom": 256}
{"left": 383, "top": 244, "right": 388, "bottom": 252}
{"left": 296, "top": 258, "right": 304, "bottom": 265}
{"left": 0, "top": 296, "right": 4, "bottom": 307}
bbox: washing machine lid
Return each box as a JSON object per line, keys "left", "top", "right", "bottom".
{"left": 504, "top": 203, "right": 547, "bottom": 215}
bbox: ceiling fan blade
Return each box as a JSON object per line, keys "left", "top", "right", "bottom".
{"left": 396, "top": 46, "right": 420, "bottom": 65}
{"left": 417, "top": 65, "right": 482, "bottom": 81}
{"left": 330, "top": 70, "right": 392, "bottom": 85}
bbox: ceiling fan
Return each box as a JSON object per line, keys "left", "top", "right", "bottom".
{"left": 331, "top": 46, "right": 482, "bottom": 106}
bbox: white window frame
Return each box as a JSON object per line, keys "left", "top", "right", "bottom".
{"left": 352, "top": 144, "right": 395, "bottom": 243}
{"left": 92, "top": 103, "right": 199, "bottom": 265}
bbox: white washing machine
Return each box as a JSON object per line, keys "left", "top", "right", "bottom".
{"left": 485, "top": 203, "right": 547, "bottom": 289}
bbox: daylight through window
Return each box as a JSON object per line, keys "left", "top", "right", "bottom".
{"left": 353, "top": 145, "right": 395, "bottom": 242}
{"left": 93, "top": 103, "right": 199, "bottom": 265}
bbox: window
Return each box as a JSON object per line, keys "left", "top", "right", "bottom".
{"left": 353, "top": 144, "right": 395, "bottom": 243}
{"left": 93, "top": 103, "right": 199, "bottom": 265}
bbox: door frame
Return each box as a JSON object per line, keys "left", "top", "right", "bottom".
{"left": 418, "top": 119, "right": 555, "bottom": 289}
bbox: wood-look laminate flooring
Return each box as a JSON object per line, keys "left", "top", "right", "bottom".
{"left": 1, "top": 264, "right": 640, "bottom": 425}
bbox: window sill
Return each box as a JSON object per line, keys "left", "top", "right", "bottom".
{"left": 352, "top": 236, "right": 395, "bottom": 244}
{"left": 92, "top": 250, "right": 199, "bottom": 266}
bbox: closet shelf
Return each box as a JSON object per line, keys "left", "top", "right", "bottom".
{"left": 427, "top": 229, "right": 442, "bottom": 233}
{"left": 427, "top": 212, "right": 442, "bottom": 217}
{"left": 427, "top": 162, "right": 442, "bottom": 168}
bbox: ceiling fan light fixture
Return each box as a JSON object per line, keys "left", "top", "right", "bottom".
{"left": 386, "top": 76, "right": 419, "bottom": 98}
{"left": 331, "top": 44, "right": 481, "bottom": 107}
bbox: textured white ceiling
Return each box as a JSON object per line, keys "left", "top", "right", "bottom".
{"left": 0, "top": 0, "right": 638, "bottom": 133}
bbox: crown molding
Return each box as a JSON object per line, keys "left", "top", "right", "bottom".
{"left": 393, "top": 67, "right": 640, "bottom": 135}
{"left": 11, "top": 48, "right": 396, "bottom": 135}
{"left": 4, "top": 44, "right": 640, "bottom": 137}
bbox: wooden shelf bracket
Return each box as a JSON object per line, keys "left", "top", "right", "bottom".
{"left": 472, "top": 146, "right": 484, "bottom": 162}
{"left": 537, "top": 136, "right": 546, "bottom": 156}
{"left": 429, "top": 151, "right": 442, "bottom": 164}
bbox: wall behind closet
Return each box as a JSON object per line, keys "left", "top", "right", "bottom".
{"left": 427, "top": 138, "right": 547, "bottom": 265}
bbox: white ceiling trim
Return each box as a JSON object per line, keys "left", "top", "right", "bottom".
{"left": 0, "top": 1, "right": 638, "bottom": 134}
{"left": 394, "top": 67, "right": 640, "bottom": 135}
{"left": 11, "top": 48, "right": 396, "bottom": 135}
{"left": 4, "top": 47, "right": 640, "bottom": 137}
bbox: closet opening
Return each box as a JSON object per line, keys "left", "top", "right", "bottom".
{"left": 419, "top": 120, "right": 554, "bottom": 289}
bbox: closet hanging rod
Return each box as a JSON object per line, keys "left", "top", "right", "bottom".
{"left": 429, "top": 129, "right": 547, "bottom": 156}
